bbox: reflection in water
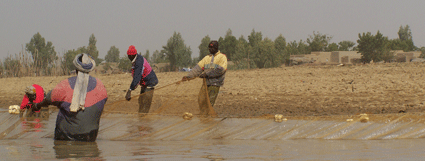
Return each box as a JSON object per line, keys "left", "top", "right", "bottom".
{"left": 53, "top": 140, "right": 102, "bottom": 159}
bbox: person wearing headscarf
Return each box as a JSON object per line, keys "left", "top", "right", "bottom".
{"left": 20, "top": 84, "right": 45, "bottom": 117}
{"left": 36, "top": 53, "right": 108, "bottom": 141}
{"left": 125, "top": 45, "right": 158, "bottom": 113}
{"left": 182, "top": 40, "right": 227, "bottom": 114}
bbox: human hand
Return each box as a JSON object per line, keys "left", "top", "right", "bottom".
{"left": 125, "top": 90, "right": 132, "bottom": 101}
{"left": 199, "top": 72, "right": 208, "bottom": 78}
{"left": 182, "top": 76, "right": 190, "bottom": 81}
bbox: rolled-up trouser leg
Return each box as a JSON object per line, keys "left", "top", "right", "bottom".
{"left": 207, "top": 85, "right": 220, "bottom": 107}
{"left": 138, "top": 85, "right": 154, "bottom": 113}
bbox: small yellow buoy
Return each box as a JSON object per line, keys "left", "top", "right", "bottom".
{"left": 8, "top": 105, "right": 20, "bottom": 114}
{"left": 359, "top": 113, "right": 369, "bottom": 123}
{"left": 274, "top": 114, "right": 286, "bottom": 122}
{"left": 183, "top": 112, "right": 193, "bottom": 120}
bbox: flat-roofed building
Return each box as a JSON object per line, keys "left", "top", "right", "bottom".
{"left": 330, "top": 51, "right": 362, "bottom": 64}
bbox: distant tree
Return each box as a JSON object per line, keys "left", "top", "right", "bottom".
{"left": 86, "top": 34, "right": 102, "bottom": 64}
{"left": 258, "top": 37, "right": 277, "bottom": 68}
{"left": 247, "top": 29, "right": 264, "bottom": 68}
{"left": 357, "top": 31, "right": 390, "bottom": 63}
{"left": 61, "top": 47, "right": 86, "bottom": 74}
{"left": 152, "top": 50, "right": 167, "bottom": 64}
{"left": 105, "top": 46, "right": 120, "bottom": 63}
{"left": 3, "top": 56, "right": 21, "bottom": 77}
{"left": 326, "top": 43, "right": 339, "bottom": 52}
{"left": 0, "top": 60, "right": 3, "bottom": 77}
{"left": 419, "top": 47, "right": 425, "bottom": 58}
{"left": 233, "top": 36, "right": 252, "bottom": 69}
{"left": 220, "top": 29, "right": 237, "bottom": 60}
{"left": 386, "top": 25, "right": 416, "bottom": 51}
{"left": 286, "top": 40, "right": 310, "bottom": 55}
{"left": 248, "top": 29, "right": 262, "bottom": 47}
{"left": 306, "top": 31, "right": 333, "bottom": 52}
{"left": 338, "top": 41, "right": 356, "bottom": 51}
{"left": 198, "top": 35, "right": 211, "bottom": 59}
{"left": 118, "top": 57, "right": 132, "bottom": 72}
{"left": 161, "top": 32, "right": 192, "bottom": 70}
{"left": 398, "top": 25, "right": 412, "bottom": 41}
{"left": 143, "top": 50, "right": 151, "bottom": 64}
{"left": 177, "top": 46, "right": 192, "bottom": 68}
{"left": 274, "top": 34, "right": 287, "bottom": 65}
{"left": 25, "top": 32, "right": 57, "bottom": 76}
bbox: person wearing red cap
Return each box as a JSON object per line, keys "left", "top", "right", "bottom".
{"left": 125, "top": 45, "right": 158, "bottom": 113}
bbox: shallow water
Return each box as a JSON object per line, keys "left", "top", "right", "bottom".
{"left": 1, "top": 109, "right": 425, "bottom": 160}
{"left": 2, "top": 138, "right": 425, "bottom": 160}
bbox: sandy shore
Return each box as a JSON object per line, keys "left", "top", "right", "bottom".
{"left": 2, "top": 62, "right": 425, "bottom": 117}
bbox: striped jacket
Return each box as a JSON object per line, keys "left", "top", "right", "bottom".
{"left": 187, "top": 51, "right": 227, "bottom": 86}
{"left": 45, "top": 76, "right": 107, "bottom": 141}
{"left": 130, "top": 54, "right": 158, "bottom": 90}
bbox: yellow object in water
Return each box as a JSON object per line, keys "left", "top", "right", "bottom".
{"left": 183, "top": 112, "right": 193, "bottom": 120}
{"left": 8, "top": 105, "right": 20, "bottom": 114}
{"left": 359, "top": 113, "right": 369, "bottom": 123}
{"left": 274, "top": 114, "right": 286, "bottom": 122}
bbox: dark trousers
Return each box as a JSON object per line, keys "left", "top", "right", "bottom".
{"left": 54, "top": 128, "right": 98, "bottom": 142}
{"left": 138, "top": 85, "right": 155, "bottom": 113}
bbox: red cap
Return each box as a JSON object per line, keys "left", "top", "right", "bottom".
{"left": 127, "top": 45, "right": 137, "bottom": 55}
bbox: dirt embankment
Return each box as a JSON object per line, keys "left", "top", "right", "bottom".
{"left": 2, "top": 63, "right": 425, "bottom": 117}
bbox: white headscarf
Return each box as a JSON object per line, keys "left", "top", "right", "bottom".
{"left": 70, "top": 53, "right": 96, "bottom": 112}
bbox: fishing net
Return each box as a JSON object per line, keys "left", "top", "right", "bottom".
{"left": 103, "top": 78, "right": 217, "bottom": 117}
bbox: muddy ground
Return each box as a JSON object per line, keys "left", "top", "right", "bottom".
{"left": 2, "top": 62, "right": 425, "bottom": 117}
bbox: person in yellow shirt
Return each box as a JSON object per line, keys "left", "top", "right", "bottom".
{"left": 182, "top": 41, "right": 227, "bottom": 114}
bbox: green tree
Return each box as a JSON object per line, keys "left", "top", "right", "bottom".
{"left": 161, "top": 32, "right": 192, "bottom": 70}
{"left": 0, "top": 60, "right": 3, "bottom": 77}
{"left": 25, "top": 32, "right": 57, "bottom": 75}
{"left": 247, "top": 29, "right": 263, "bottom": 68}
{"left": 286, "top": 40, "right": 310, "bottom": 55}
{"left": 221, "top": 29, "right": 237, "bottom": 60}
{"left": 357, "top": 31, "right": 390, "bottom": 63}
{"left": 338, "top": 41, "right": 356, "bottom": 51}
{"left": 198, "top": 35, "right": 211, "bottom": 59}
{"left": 258, "top": 37, "right": 277, "bottom": 68}
{"left": 61, "top": 47, "right": 86, "bottom": 74}
{"left": 398, "top": 25, "right": 412, "bottom": 41}
{"left": 274, "top": 34, "right": 287, "bottom": 64}
{"left": 105, "top": 46, "right": 120, "bottom": 63}
{"left": 246, "top": 30, "right": 282, "bottom": 68}
{"left": 87, "top": 34, "right": 102, "bottom": 64}
{"left": 306, "top": 31, "right": 333, "bottom": 52}
{"left": 3, "top": 55, "right": 21, "bottom": 77}
{"left": 152, "top": 50, "right": 167, "bottom": 63}
{"left": 233, "top": 36, "right": 252, "bottom": 69}
{"left": 387, "top": 25, "right": 416, "bottom": 51}
{"left": 118, "top": 57, "right": 132, "bottom": 72}
{"left": 419, "top": 47, "right": 425, "bottom": 58}
{"left": 326, "top": 43, "right": 339, "bottom": 52}
{"left": 143, "top": 50, "right": 151, "bottom": 64}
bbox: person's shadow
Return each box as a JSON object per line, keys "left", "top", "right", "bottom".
{"left": 53, "top": 140, "right": 102, "bottom": 159}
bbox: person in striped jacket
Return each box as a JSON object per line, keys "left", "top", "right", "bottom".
{"left": 36, "top": 53, "right": 107, "bottom": 141}
{"left": 125, "top": 45, "right": 159, "bottom": 113}
{"left": 182, "top": 40, "right": 227, "bottom": 114}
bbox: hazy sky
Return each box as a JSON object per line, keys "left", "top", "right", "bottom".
{"left": 1, "top": 0, "right": 424, "bottom": 60}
